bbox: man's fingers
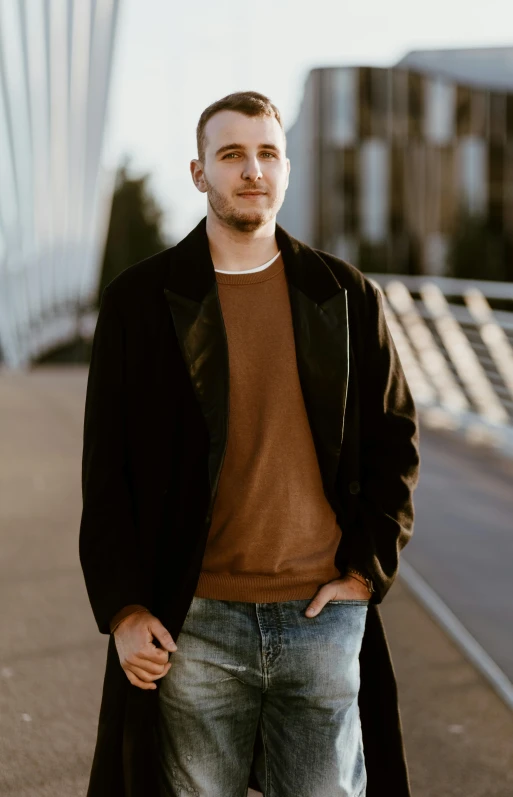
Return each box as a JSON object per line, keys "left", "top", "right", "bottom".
{"left": 149, "top": 618, "right": 178, "bottom": 652}
{"left": 305, "top": 599, "right": 326, "bottom": 616}
{"left": 126, "top": 654, "right": 169, "bottom": 674}
{"left": 305, "top": 577, "right": 373, "bottom": 617}
{"left": 305, "top": 586, "right": 336, "bottom": 616}
{"left": 125, "top": 660, "right": 172, "bottom": 685}
{"left": 136, "top": 645, "right": 170, "bottom": 665}
{"left": 125, "top": 670, "right": 157, "bottom": 690}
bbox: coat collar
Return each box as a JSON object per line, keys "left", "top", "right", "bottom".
{"left": 163, "top": 216, "right": 349, "bottom": 521}
{"left": 163, "top": 215, "right": 343, "bottom": 305}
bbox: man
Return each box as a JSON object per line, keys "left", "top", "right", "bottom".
{"left": 80, "top": 91, "right": 420, "bottom": 797}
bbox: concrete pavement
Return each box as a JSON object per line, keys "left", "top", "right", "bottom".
{"left": 0, "top": 366, "right": 512, "bottom": 796}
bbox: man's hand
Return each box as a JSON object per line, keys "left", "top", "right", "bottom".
{"left": 305, "top": 576, "right": 371, "bottom": 617}
{"left": 113, "top": 610, "right": 178, "bottom": 690}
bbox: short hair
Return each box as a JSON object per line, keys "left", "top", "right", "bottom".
{"left": 196, "top": 91, "right": 285, "bottom": 162}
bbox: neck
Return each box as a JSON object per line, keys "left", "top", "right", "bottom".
{"left": 206, "top": 210, "right": 279, "bottom": 272}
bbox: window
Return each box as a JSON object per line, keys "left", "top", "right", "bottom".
{"left": 330, "top": 68, "right": 356, "bottom": 146}
{"left": 424, "top": 79, "right": 455, "bottom": 144}
{"left": 360, "top": 139, "right": 389, "bottom": 243}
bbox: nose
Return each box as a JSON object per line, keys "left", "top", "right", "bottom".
{"left": 242, "top": 156, "right": 263, "bottom": 182}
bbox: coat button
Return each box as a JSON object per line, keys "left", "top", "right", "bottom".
{"left": 349, "top": 480, "right": 360, "bottom": 495}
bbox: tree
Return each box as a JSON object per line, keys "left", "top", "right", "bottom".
{"left": 35, "top": 160, "right": 170, "bottom": 364}
{"left": 97, "top": 158, "right": 171, "bottom": 304}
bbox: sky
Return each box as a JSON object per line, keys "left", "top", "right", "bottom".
{"left": 102, "top": 0, "right": 513, "bottom": 243}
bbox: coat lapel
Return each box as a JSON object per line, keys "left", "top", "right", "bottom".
{"left": 163, "top": 216, "right": 349, "bottom": 516}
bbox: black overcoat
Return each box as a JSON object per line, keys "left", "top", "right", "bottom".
{"left": 79, "top": 216, "right": 421, "bottom": 796}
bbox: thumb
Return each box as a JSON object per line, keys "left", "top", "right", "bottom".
{"left": 149, "top": 617, "right": 178, "bottom": 652}
{"left": 305, "top": 585, "right": 331, "bottom": 617}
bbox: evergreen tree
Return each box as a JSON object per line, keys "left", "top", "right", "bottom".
{"left": 97, "top": 158, "right": 171, "bottom": 304}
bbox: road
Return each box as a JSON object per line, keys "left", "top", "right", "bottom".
{"left": 403, "top": 423, "right": 513, "bottom": 681}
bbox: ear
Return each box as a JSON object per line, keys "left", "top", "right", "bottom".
{"left": 190, "top": 159, "right": 207, "bottom": 194}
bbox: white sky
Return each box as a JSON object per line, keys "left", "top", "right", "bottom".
{"left": 102, "top": 0, "right": 513, "bottom": 243}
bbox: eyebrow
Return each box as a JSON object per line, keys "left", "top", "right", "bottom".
{"left": 215, "top": 142, "right": 281, "bottom": 157}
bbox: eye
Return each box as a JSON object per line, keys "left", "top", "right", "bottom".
{"left": 222, "top": 152, "right": 239, "bottom": 159}
{"left": 261, "top": 152, "right": 276, "bottom": 158}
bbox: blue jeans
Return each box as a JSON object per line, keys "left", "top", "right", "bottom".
{"left": 155, "top": 595, "right": 369, "bottom": 797}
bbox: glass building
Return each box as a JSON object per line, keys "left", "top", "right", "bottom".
{"left": 0, "top": 0, "right": 120, "bottom": 368}
{"left": 278, "top": 47, "right": 513, "bottom": 279}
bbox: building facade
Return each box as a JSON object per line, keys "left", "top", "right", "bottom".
{"left": 278, "top": 49, "right": 513, "bottom": 279}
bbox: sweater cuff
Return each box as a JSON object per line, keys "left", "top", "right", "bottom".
{"left": 109, "top": 604, "right": 150, "bottom": 634}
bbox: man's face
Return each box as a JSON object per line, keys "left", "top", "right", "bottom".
{"left": 191, "top": 110, "right": 290, "bottom": 232}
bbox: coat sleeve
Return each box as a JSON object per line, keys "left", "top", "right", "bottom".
{"left": 79, "top": 285, "right": 152, "bottom": 634}
{"left": 347, "top": 281, "right": 421, "bottom": 604}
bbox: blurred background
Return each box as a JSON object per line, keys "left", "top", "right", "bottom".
{"left": 1, "top": 1, "right": 513, "bottom": 795}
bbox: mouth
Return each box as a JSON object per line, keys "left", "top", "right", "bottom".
{"left": 238, "top": 192, "right": 266, "bottom": 198}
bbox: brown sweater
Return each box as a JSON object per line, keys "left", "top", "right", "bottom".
{"left": 109, "top": 250, "right": 342, "bottom": 632}
{"left": 194, "top": 252, "right": 341, "bottom": 602}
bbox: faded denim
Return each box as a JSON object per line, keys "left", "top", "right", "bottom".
{"left": 155, "top": 595, "right": 369, "bottom": 797}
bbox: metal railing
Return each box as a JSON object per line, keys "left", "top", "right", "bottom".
{"left": 366, "top": 274, "right": 513, "bottom": 456}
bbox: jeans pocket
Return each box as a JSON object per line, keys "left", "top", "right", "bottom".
{"left": 327, "top": 599, "right": 369, "bottom": 605}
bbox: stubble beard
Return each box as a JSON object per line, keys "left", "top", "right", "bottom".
{"left": 204, "top": 176, "right": 283, "bottom": 233}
